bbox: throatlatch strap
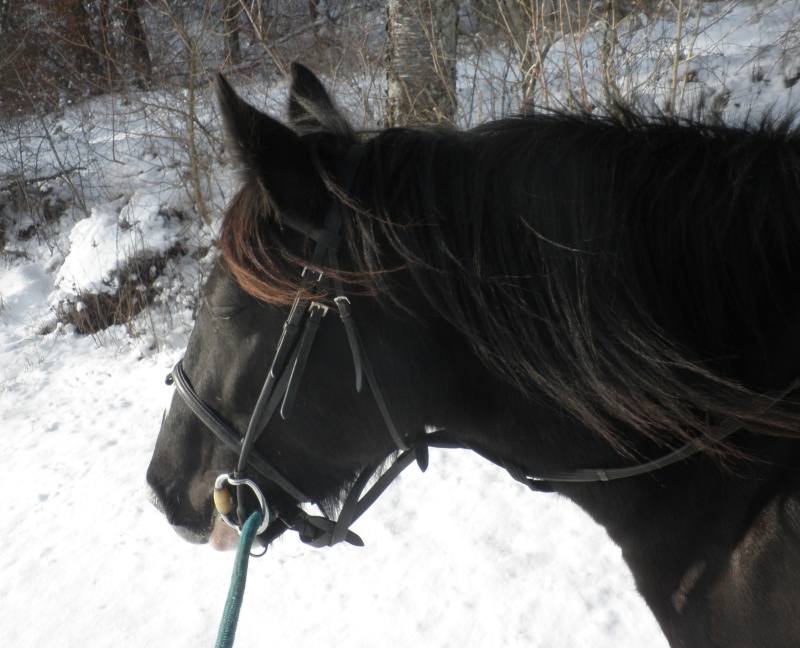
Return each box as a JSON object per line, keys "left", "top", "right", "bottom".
{"left": 353, "top": 324, "right": 409, "bottom": 452}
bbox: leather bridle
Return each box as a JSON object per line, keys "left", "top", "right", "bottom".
{"left": 167, "top": 154, "right": 461, "bottom": 549}
{"left": 165, "top": 146, "right": 800, "bottom": 552}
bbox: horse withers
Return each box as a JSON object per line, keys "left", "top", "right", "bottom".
{"left": 147, "top": 63, "right": 800, "bottom": 647}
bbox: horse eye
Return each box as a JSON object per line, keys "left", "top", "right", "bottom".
{"left": 206, "top": 302, "right": 248, "bottom": 320}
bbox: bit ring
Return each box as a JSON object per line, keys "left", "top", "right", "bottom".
{"left": 214, "top": 473, "right": 272, "bottom": 536}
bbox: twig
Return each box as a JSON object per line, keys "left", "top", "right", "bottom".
{"left": 0, "top": 167, "right": 87, "bottom": 193}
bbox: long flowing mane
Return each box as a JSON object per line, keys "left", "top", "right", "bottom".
{"left": 222, "top": 110, "right": 800, "bottom": 452}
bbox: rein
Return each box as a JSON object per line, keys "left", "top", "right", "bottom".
{"left": 214, "top": 508, "right": 263, "bottom": 648}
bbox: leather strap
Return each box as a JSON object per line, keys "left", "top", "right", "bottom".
{"left": 167, "top": 360, "right": 312, "bottom": 503}
{"left": 280, "top": 302, "right": 328, "bottom": 419}
{"left": 517, "top": 376, "right": 800, "bottom": 487}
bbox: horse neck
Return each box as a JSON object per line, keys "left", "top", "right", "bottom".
{"left": 355, "top": 120, "right": 800, "bottom": 444}
{"left": 350, "top": 120, "right": 800, "bottom": 646}
{"left": 471, "top": 387, "right": 800, "bottom": 647}
{"left": 571, "top": 435, "right": 800, "bottom": 648}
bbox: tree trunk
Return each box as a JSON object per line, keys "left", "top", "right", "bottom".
{"left": 120, "top": 0, "right": 152, "bottom": 87}
{"left": 386, "top": 0, "right": 459, "bottom": 126}
{"left": 94, "top": 0, "right": 116, "bottom": 85}
{"left": 223, "top": 0, "right": 242, "bottom": 66}
{"left": 1, "top": 0, "right": 12, "bottom": 33}
{"left": 73, "top": 0, "right": 105, "bottom": 84}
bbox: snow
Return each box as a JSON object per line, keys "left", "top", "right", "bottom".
{"left": 2, "top": 2, "right": 799, "bottom": 646}
{"left": 1, "top": 328, "right": 662, "bottom": 647}
{"left": 55, "top": 191, "right": 182, "bottom": 297}
{"left": 460, "top": 0, "right": 800, "bottom": 122}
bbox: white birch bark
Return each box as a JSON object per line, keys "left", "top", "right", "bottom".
{"left": 386, "top": 0, "right": 459, "bottom": 126}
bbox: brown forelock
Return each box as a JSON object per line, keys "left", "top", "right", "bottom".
{"left": 220, "top": 183, "right": 306, "bottom": 306}
{"left": 219, "top": 180, "right": 384, "bottom": 306}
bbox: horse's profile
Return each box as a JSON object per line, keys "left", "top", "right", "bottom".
{"left": 147, "top": 63, "right": 800, "bottom": 647}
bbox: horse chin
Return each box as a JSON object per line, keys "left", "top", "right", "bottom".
{"left": 174, "top": 523, "right": 212, "bottom": 545}
{"left": 171, "top": 513, "right": 282, "bottom": 552}
{"left": 207, "top": 516, "right": 283, "bottom": 552}
{"left": 208, "top": 517, "right": 240, "bottom": 551}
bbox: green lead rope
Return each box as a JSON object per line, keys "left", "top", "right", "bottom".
{"left": 214, "top": 509, "right": 264, "bottom": 648}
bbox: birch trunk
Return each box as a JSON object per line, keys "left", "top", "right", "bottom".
{"left": 386, "top": 0, "right": 459, "bottom": 126}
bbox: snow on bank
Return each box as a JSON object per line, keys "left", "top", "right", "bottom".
{"left": 459, "top": 0, "right": 800, "bottom": 123}
{"left": 2, "top": 2, "right": 800, "bottom": 646}
{"left": 55, "top": 191, "right": 182, "bottom": 298}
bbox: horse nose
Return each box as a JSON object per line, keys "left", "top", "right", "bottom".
{"left": 146, "top": 465, "right": 182, "bottom": 525}
{"left": 147, "top": 485, "right": 169, "bottom": 518}
{"left": 147, "top": 483, "right": 179, "bottom": 525}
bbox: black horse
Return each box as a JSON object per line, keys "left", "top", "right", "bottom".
{"left": 148, "top": 63, "right": 800, "bottom": 647}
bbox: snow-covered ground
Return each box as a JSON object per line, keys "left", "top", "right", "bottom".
{"left": 2, "top": 2, "right": 799, "bottom": 646}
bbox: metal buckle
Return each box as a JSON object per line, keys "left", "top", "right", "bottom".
{"left": 301, "top": 267, "right": 325, "bottom": 282}
{"left": 309, "top": 301, "right": 330, "bottom": 316}
{"left": 214, "top": 473, "right": 272, "bottom": 536}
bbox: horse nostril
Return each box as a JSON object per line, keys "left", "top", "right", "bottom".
{"left": 147, "top": 487, "right": 168, "bottom": 516}
{"left": 146, "top": 471, "right": 184, "bottom": 525}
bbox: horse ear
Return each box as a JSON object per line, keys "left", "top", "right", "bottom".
{"left": 216, "top": 73, "right": 322, "bottom": 216}
{"left": 289, "top": 62, "right": 352, "bottom": 136}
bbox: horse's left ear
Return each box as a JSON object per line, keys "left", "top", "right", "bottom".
{"left": 216, "top": 72, "right": 325, "bottom": 218}
{"left": 289, "top": 62, "right": 353, "bottom": 137}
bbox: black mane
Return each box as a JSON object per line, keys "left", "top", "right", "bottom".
{"left": 222, "top": 109, "right": 800, "bottom": 452}
{"left": 341, "top": 113, "right": 800, "bottom": 450}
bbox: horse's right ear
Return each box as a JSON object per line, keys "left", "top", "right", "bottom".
{"left": 289, "top": 62, "right": 353, "bottom": 137}
{"left": 216, "top": 73, "right": 322, "bottom": 216}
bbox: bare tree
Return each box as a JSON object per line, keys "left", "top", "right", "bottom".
{"left": 386, "top": 0, "right": 459, "bottom": 126}
{"left": 69, "top": 0, "right": 154, "bottom": 90}
{"left": 223, "top": 0, "right": 242, "bottom": 65}
{"left": 121, "top": 0, "right": 153, "bottom": 86}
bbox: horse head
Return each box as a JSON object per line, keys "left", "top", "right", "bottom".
{"left": 146, "top": 64, "right": 501, "bottom": 551}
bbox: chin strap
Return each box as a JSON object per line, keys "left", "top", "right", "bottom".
{"left": 290, "top": 441, "right": 440, "bottom": 548}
